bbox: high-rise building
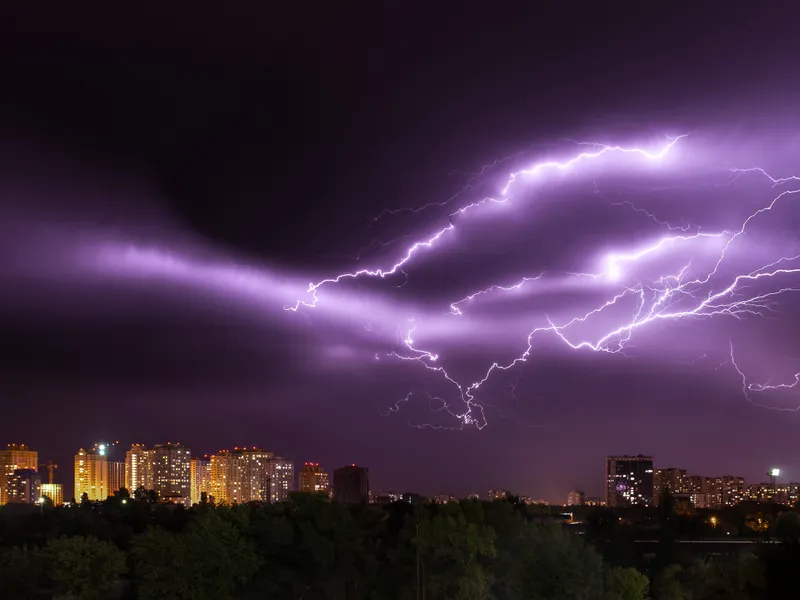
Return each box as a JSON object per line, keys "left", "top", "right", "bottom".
{"left": 190, "top": 457, "right": 212, "bottom": 505}
{"left": 209, "top": 448, "right": 274, "bottom": 505}
{"left": 153, "top": 443, "right": 191, "bottom": 506}
{"left": 210, "top": 451, "right": 231, "bottom": 504}
{"left": 333, "top": 465, "right": 369, "bottom": 504}
{"left": 567, "top": 489, "right": 586, "bottom": 506}
{"left": 605, "top": 455, "right": 654, "bottom": 507}
{"left": 41, "top": 483, "right": 64, "bottom": 506}
{"left": 107, "top": 461, "right": 126, "bottom": 495}
{"left": 6, "top": 469, "right": 41, "bottom": 504}
{"left": 686, "top": 475, "right": 709, "bottom": 508}
{"left": 125, "top": 444, "right": 154, "bottom": 492}
{"left": 74, "top": 448, "right": 108, "bottom": 501}
{"left": 653, "top": 468, "right": 688, "bottom": 505}
{"left": 269, "top": 457, "right": 294, "bottom": 503}
{"left": 709, "top": 475, "right": 746, "bottom": 508}
{"left": 0, "top": 444, "right": 38, "bottom": 505}
{"left": 299, "top": 462, "right": 329, "bottom": 494}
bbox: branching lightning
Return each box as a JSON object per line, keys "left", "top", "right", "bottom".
{"left": 288, "top": 134, "right": 800, "bottom": 427}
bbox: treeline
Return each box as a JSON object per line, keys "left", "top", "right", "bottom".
{"left": 0, "top": 491, "right": 798, "bottom": 599}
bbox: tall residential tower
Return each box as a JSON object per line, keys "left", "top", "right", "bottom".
{"left": 605, "top": 455, "right": 654, "bottom": 507}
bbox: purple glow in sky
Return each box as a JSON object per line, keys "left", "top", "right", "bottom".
{"left": 5, "top": 4, "right": 800, "bottom": 500}
{"left": 69, "top": 132, "right": 800, "bottom": 430}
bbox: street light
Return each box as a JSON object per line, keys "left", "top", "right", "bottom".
{"left": 769, "top": 468, "right": 780, "bottom": 490}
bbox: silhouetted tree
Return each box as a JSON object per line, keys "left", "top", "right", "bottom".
{"left": 131, "top": 509, "right": 258, "bottom": 600}
{"left": 604, "top": 567, "right": 649, "bottom": 600}
{"left": 37, "top": 535, "right": 125, "bottom": 600}
{"left": 0, "top": 546, "right": 41, "bottom": 599}
{"left": 503, "top": 522, "right": 603, "bottom": 600}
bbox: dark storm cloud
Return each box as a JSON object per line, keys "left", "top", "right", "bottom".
{"left": 4, "top": 3, "right": 800, "bottom": 500}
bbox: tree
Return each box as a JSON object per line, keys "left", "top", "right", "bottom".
{"left": 688, "top": 553, "right": 764, "bottom": 600}
{"left": 133, "top": 487, "right": 158, "bottom": 504}
{"left": 36, "top": 535, "right": 125, "bottom": 600}
{"left": 503, "top": 522, "right": 604, "bottom": 600}
{"left": 651, "top": 564, "right": 686, "bottom": 600}
{"left": 655, "top": 490, "right": 678, "bottom": 570}
{"left": 80, "top": 492, "right": 89, "bottom": 504}
{"left": 604, "top": 567, "right": 649, "bottom": 600}
{"left": 0, "top": 546, "right": 42, "bottom": 599}
{"left": 131, "top": 510, "right": 258, "bottom": 600}
{"left": 775, "top": 511, "right": 800, "bottom": 544}
{"left": 414, "top": 505, "right": 496, "bottom": 600}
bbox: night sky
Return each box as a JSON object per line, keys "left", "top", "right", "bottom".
{"left": 3, "top": 3, "right": 800, "bottom": 502}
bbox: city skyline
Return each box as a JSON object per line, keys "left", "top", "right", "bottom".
{"left": 3, "top": 6, "right": 800, "bottom": 500}
{"left": 4, "top": 438, "right": 800, "bottom": 506}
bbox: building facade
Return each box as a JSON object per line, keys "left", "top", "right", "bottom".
{"left": 41, "top": 483, "right": 63, "bottom": 506}
{"left": 333, "top": 465, "right": 369, "bottom": 504}
{"left": 686, "top": 475, "right": 709, "bottom": 508}
{"left": 107, "top": 461, "right": 126, "bottom": 495}
{"left": 653, "top": 468, "right": 688, "bottom": 505}
{"left": 74, "top": 448, "right": 108, "bottom": 501}
{"left": 153, "top": 443, "right": 191, "bottom": 506}
{"left": 6, "top": 469, "right": 41, "bottom": 504}
{"left": 125, "top": 444, "right": 154, "bottom": 492}
{"left": 567, "top": 489, "right": 586, "bottom": 506}
{"left": 0, "top": 444, "right": 38, "bottom": 505}
{"left": 190, "top": 457, "right": 212, "bottom": 505}
{"left": 209, "top": 448, "right": 274, "bottom": 505}
{"left": 299, "top": 462, "right": 330, "bottom": 494}
{"left": 269, "top": 457, "right": 294, "bottom": 503}
{"left": 605, "top": 455, "right": 654, "bottom": 507}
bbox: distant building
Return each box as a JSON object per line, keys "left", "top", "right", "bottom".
{"left": 125, "top": 444, "right": 154, "bottom": 492}
{"left": 0, "top": 444, "right": 38, "bottom": 505}
{"left": 209, "top": 448, "right": 276, "bottom": 504}
{"left": 606, "top": 455, "right": 654, "bottom": 507}
{"left": 6, "top": 469, "right": 41, "bottom": 504}
{"left": 488, "top": 489, "right": 508, "bottom": 501}
{"left": 190, "top": 457, "right": 212, "bottom": 504}
{"left": 334, "top": 465, "right": 370, "bottom": 504}
{"left": 41, "top": 483, "right": 63, "bottom": 506}
{"left": 153, "top": 443, "right": 191, "bottom": 506}
{"left": 700, "top": 475, "right": 746, "bottom": 508}
{"left": 209, "top": 451, "right": 235, "bottom": 504}
{"left": 567, "top": 490, "right": 585, "bottom": 506}
{"left": 402, "top": 492, "right": 423, "bottom": 505}
{"left": 299, "top": 463, "right": 330, "bottom": 494}
{"left": 107, "top": 461, "right": 126, "bottom": 495}
{"left": 653, "top": 468, "right": 688, "bottom": 505}
{"left": 75, "top": 448, "right": 107, "bottom": 501}
{"left": 372, "top": 490, "right": 402, "bottom": 504}
{"left": 585, "top": 497, "right": 606, "bottom": 507}
{"left": 269, "top": 457, "right": 294, "bottom": 503}
{"left": 686, "top": 475, "right": 709, "bottom": 507}
{"left": 743, "top": 481, "right": 797, "bottom": 505}
{"left": 433, "top": 494, "right": 457, "bottom": 504}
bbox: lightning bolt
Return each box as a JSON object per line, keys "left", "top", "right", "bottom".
{"left": 729, "top": 341, "right": 800, "bottom": 412}
{"left": 370, "top": 156, "right": 515, "bottom": 222}
{"left": 289, "top": 134, "right": 800, "bottom": 426}
{"left": 286, "top": 134, "right": 687, "bottom": 312}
